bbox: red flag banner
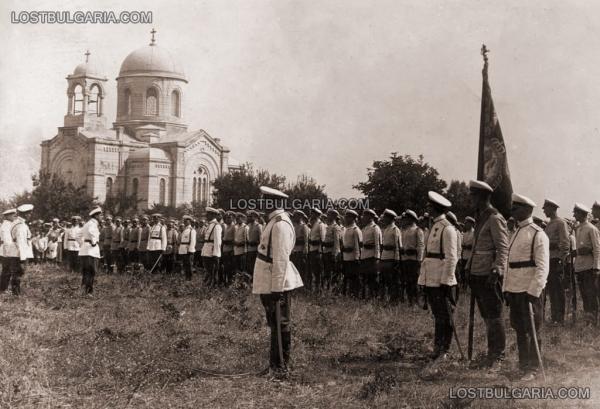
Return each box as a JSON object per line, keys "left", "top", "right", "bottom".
{"left": 477, "top": 45, "right": 513, "bottom": 218}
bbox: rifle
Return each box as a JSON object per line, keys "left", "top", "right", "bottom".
{"left": 570, "top": 246, "right": 577, "bottom": 324}
{"left": 467, "top": 292, "right": 475, "bottom": 360}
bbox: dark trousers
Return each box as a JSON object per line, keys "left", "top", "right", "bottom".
{"left": 181, "top": 253, "right": 192, "bottom": 280}
{"left": 203, "top": 256, "right": 220, "bottom": 286}
{"left": 80, "top": 256, "right": 98, "bottom": 294}
{"left": 246, "top": 251, "right": 258, "bottom": 274}
{"left": 128, "top": 249, "right": 138, "bottom": 264}
{"left": 380, "top": 260, "right": 400, "bottom": 301}
{"left": 162, "top": 253, "right": 176, "bottom": 274}
{"left": 470, "top": 274, "right": 506, "bottom": 359}
{"left": 507, "top": 292, "right": 543, "bottom": 371}
{"left": 103, "top": 246, "right": 112, "bottom": 269}
{"left": 148, "top": 251, "right": 162, "bottom": 273}
{"left": 322, "top": 253, "right": 338, "bottom": 290}
{"left": 576, "top": 270, "right": 598, "bottom": 322}
{"left": 67, "top": 250, "right": 80, "bottom": 272}
{"left": 401, "top": 260, "right": 420, "bottom": 304}
{"left": 138, "top": 251, "right": 149, "bottom": 270}
{"left": 234, "top": 253, "right": 246, "bottom": 273}
{"left": 260, "top": 292, "right": 291, "bottom": 369}
{"left": 425, "top": 286, "right": 454, "bottom": 354}
{"left": 342, "top": 260, "right": 360, "bottom": 297}
{"left": 360, "top": 258, "right": 379, "bottom": 299}
{"left": 116, "top": 248, "right": 126, "bottom": 273}
{"left": 547, "top": 258, "right": 565, "bottom": 323}
{"left": 221, "top": 252, "right": 234, "bottom": 285}
{"left": 291, "top": 252, "right": 308, "bottom": 288}
{"left": 308, "top": 251, "right": 322, "bottom": 291}
{"left": 0, "top": 258, "right": 24, "bottom": 294}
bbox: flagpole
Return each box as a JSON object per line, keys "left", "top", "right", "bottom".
{"left": 477, "top": 44, "right": 489, "bottom": 180}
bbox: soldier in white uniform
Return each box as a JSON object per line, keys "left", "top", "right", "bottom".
{"left": 0, "top": 209, "right": 18, "bottom": 291}
{"left": 360, "top": 209, "right": 382, "bottom": 299}
{"left": 322, "top": 209, "right": 342, "bottom": 291}
{"left": 572, "top": 202, "right": 600, "bottom": 325}
{"left": 379, "top": 209, "right": 402, "bottom": 302}
{"left": 504, "top": 193, "right": 550, "bottom": 381}
{"left": 308, "top": 208, "right": 326, "bottom": 291}
{"left": 341, "top": 210, "right": 362, "bottom": 297}
{"left": 253, "top": 186, "right": 302, "bottom": 376}
{"left": 178, "top": 215, "right": 197, "bottom": 281}
{"left": 233, "top": 212, "right": 249, "bottom": 280}
{"left": 201, "top": 208, "right": 223, "bottom": 287}
{"left": 2, "top": 205, "right": 34, "bottom": 295}
{"left": 163, "top": 219, "right": 179, "bottom": 274}
{"left": 147, "top": 213, "right": 167, "bottom": 273}
{"left": 418, "top": 192, "right": 458, "bottom": 361}
{"left": 246, "top": 210, "right": 263, "bottom": 276}
{"left": 291, "top": 210, "right": 310, "bottom": 288}
{"left": 400, "top": 210, "right": 425, "bottom": 305}
{"left": 79, "top": 207, "right": 102, "bottom": 295}
{"left": 65, "top": 216, "right": 82, "bottom": 272}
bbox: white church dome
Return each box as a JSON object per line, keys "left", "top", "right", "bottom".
{"left": 119, "top": 44, "right": 186, "bottom": 81}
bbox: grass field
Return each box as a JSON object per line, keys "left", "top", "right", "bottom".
{"left": 0, "top": 263, "right": 598, "bottom": 408}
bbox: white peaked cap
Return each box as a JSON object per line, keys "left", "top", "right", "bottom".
{"left": 469, "top": 180, "right": 493, "bottom": 193}
{"left": 574, "top": 202, "right": 591, "bottom": 214}
{"left": 17, "top": 204, "right": 34, "bottom": 213}
{"left": 512, "top": 193, "right": 536, "bottom": 208}
{"left": 259, "top": 186, "right": 288, "bottom": 199}
{"left": 428, "top": 191, "right": 452, "bottom": 208}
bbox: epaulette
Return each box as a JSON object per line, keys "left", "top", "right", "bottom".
{"left": 529, "top": 223, "right": 543, "bottom": 232}
{"left": 275, "top": 215, "right": 283, "bottom": 222}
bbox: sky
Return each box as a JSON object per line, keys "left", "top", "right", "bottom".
{"left": 2, "top": 0, "right": 600, "bottom": 216}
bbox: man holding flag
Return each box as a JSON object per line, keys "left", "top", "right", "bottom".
{"left": 466, "top": 45, "right": 513, "bottom": 371}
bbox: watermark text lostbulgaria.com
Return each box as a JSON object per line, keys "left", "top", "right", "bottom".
{"left": 11, "top": 10, "right": 152, "bottom": 24}
{"left": 449, "top": 386, "right": 591, "bottom": 400}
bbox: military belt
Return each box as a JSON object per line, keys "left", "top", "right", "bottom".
{"left": 248, "top": 241, "right": 259, "bottom": 246}
{"left": 462, "top": 244, "right": 473, "bottom": 250}
{"left": 342, "top": 247, "right": 354, "bottom": 253}
{"left": 309, "top": 240, "right": 321, "bottom": 245}
{"left": 84, "top": 240, "right": 97, "bottom": 247}
{"left": 223, "top": 240, "right": 233, "bottom": 245}
{"left": 295, "top": 239, "right": 305, "bottom": 244}
{"left": 363, "top": 243, "right": 375, "bottom": 249}
{"left": 382, "top": 245, "right": 395, "bottom": 251}
{"left": 426, "top": 252, "right": 445, "bottom": 260}
{"left": 401, "top": 249, "right": 417, "bottom": 256}
{"left": 322, "top": 242, "right": 334, "bottom": 248}
{"left": 257, "top": 253, "right": 273, "bottom": 263}
{"left": 509, "top": 260, "right": 537, "bottom": 268}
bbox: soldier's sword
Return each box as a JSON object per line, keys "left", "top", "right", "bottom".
{"left": 467, "top": 293, "right": 475, "bottom": 360}
{"left": 528, "top": 302, "right": 547, "bottom": 383}
{"left": 275, "top": 298, "right": 285, "bottom": 369}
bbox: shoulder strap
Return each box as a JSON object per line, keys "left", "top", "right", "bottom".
{"left": 267, "top": 219, "right": 294, "bottom": 259}
{"left": 530, "top": 229, "right": 540, "bottom": 262}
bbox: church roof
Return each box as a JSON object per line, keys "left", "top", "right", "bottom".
{"left": 118, "top": 44, "right": 186, "bottom": 82}
{"left": 68, "top": 51, "right": 106, "bottom": 80}
{"left": 128, "top": 147, "right": 171, "bottom": 162}
{"left": 79, "top": 129, "right": 146, "bottom": 146}
{"left": 152, "top": 129, "right": 224, "bottom": 148}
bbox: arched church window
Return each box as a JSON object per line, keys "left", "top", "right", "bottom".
{"left": 106, "top": 177, "right": 113, "bottom": 197}
{"left": 146, "top": 88, "right": 158, "bottom": 116}
{"left": 192, "top": 177, "right": 197, "bottom": 202}
{"left": 159, "top": 178, "right": 166, "bottom": 206}
{"left": 123, "top": 89, "right": 132, "bottom": 115}
{"left": 171, "top": 90, "right": 180, "bottom": 117}
{"left": 88, "top": 84, "right": 100, "bottom": 115}
{"left": 132, "top": 178, "right": 139, "bottom": 196}
{"left": 73, "top": 84, "right": 84, "bottom": 114}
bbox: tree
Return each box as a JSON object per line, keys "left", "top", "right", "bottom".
{"left": 27, "top": 171, "right": 97, "bottom": 221}
{"left": 353, "top": 153, "right": 447, "bottom": 214}
{"left": 212, "top": 163, "right": 287, "bottom": 210}
{"left": 103, "top": 191, "right": 143, "bottom": 217}
{"left": 284, "top": 175, "right": 328, "bottom": 211}
{"left": 445, "top": 180, "right": 472, "bottom": 221}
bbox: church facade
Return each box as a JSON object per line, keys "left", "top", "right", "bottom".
{"left": 40, "top": 33, "right": 239, "bottom": 209}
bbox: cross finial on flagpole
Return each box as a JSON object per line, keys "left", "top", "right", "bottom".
{"left": 150, "top": 28, "right": 157, "bottom": 45}
{"left": 85, "top": 49, "right": 90, "bottom": 63}
{"left": 481, "top": 44, "right": 490, "bottom": 76}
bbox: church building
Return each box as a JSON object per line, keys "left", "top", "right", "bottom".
{"left": 40, "top": 30, "right": 240, "bottom": 209}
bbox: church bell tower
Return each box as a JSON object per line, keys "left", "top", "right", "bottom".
{"left": 64, "top": 50, "right": 108, "bottom": 131}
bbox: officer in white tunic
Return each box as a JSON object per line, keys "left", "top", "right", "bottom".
{"left": 79, "top": 207, "right": 102, "bottom": 295}
{"left": 341, "top": 210, "right": 362, "bottom": 297}
{"left": 253, "top": 186, "right": 303, "bottom": 375}
{"left": 201, "top": 208, "right": 223, "bottom": 287}
{"left": 504, "top": 194, "right": 549, "bottom": 381}
{"left": 0, "top": 209, "right": 17, "bottom": 282}
{"left": 1, "top": 207, "right": 28, "bottom": 294}
{"left": 178, "top": 215, "right": 197, "bottom": 281}
{"left": 147, "top": 213, "right": 167, "bottom": 273}
{"left": 379, "top": 209, "right": 402, "bottom": 302}
{"left": 418, "top": 192, "right": 458, "bottom": 360}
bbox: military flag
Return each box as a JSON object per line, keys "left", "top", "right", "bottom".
{"left": 477, "top": 45, "right": 513, "bottom": 218}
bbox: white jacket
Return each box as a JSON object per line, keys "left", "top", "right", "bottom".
{"left": 252, "top": 209, "right": 303, "bottom": 294}
{"left": 178, "top": 226, "right": 196, "bottom": 254}
{"left": 200, "top": 220, "right": 222, "bottom": 257}
{"left": 147, "top": 223, "right": 167, "bottom": 251}
{"left": 0, "top": 220, "right": 13, "bottom": 257}
{"left": 78, "top": 219, "right": 101, "bottom": 258}
{"left": 418, "top": 215, "right": 458, "bottom": 287}
{"left": 9, "top": 218, "right": 33, "bottom": 261}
